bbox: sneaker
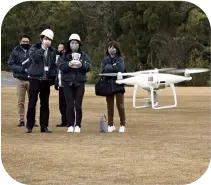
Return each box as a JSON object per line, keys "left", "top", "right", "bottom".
{"left": 17, "top": 121, "right": 25, "bottom": 127}
{"left": 108, "top": 125, "right": 116, "bottom": 132}
{"left": 74, "top": 126, "right": 81, "bottom": 133}
{"left": 119, "top": 126, "right": 125, "bottom": 133}
{"left": 67, "top": 126, "right": 74, "bottom": 133}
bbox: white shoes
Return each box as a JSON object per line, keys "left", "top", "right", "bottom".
{"left": 67, "top": 126, "right": 81, "bottom": 133}
{"left": 67, "top": 126, "right": 74, "bottom": 133}
{"left": 108, "top": 125, "right": 126, "bottom": 133}
{"left": 74, "top": 126, "right": 81, "bottom": 133}
{"left": 119, "top": 126, "right": 126, "bottom": 133}
{"left": 67, "top": 125, "right": 125, "bottom": 133}
{"left": 108, "top": 125, "right": 116, "bottom": 132}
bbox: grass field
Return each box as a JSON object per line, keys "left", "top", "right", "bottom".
{"left": 1, "top": 87, "right": 211, "bottom": 185}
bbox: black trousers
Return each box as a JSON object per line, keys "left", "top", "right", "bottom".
{"left": 63, "top": 83, "right": 85, "bottom": 127}
{"left": 59, "top": 87, "right": 67, "bottom": 125}
{"left": 27, "top": 79, "right": 51, "bottom": 129}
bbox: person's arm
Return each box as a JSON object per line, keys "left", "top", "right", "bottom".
{"left": 50, "top": 51, "right": 58, "bottom": 75}
{"left": 100, "top": 58, "right": 106, "bottom": 73}
{"left": 29, "top": 45, "right": 45, "bottom": 63}
{"left": 111, "top": 56, "right": 125, "bottom": 72}
{"left": 8, "top": 50, "right": 24, "bottom": 73}
{"left": 104, "top": 56, "right": 125, "bottom": 73}
{"left": 58, "top": 55, "right": 72, "bottom": 73}
{"left": 79, "top": 53, "right": 91, "bottom": 73}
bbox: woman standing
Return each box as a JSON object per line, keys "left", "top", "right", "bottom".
{"left": 58, "top": 33, "right": 91, "bottom": 133}
{"left": 100, "top": 41, "right": 126, "bottom": 132}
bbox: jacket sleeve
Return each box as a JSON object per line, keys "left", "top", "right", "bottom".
{"left": 29, "top": 45, "right": 45, "bottom": 63}
{"left": 112, "top": 56, "right": 125, "bottom": 72}
{"left": 104, "top": 56, "right": 125, "bottom": 73}
{"left": 51, "top": 51, "right": 57, "bottom": 75}
{"left": 58, "top": 55, "right": 71, "bottom": 73}
{"left": 55, "top": 70, "right": 59, "bottom": 87}
{"left": 8, "top": 50, "right": 24, "bottom": 73}
{"left": 54, "top": 55, "right": 59, "bottom": 86}
{"left": 79, "top": 53, "right": 91, "bottom": 73}
{"left": 100, "top": 58, "right": 106, "bottom": 73}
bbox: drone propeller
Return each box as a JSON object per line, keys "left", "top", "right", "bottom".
{"left": 98, "top": 72, "right": 137, "bottom": 77}
{"left": 168, "top": 68, "right": 209, "bottom": 74}
{"left": 98, "top": 68, "right": 176, "bottom": 77}
{"left": 139, "top": 68, "right": 176, "bottom": 74}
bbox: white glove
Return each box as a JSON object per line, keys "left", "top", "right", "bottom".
{"left": 24, "top": 69, "right": 27, "bottom": 73}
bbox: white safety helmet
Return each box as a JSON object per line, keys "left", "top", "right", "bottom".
{"left": 40, "top": 29, "right": 54, "bottom": 40}
{"left": 69, "top": 33, "right": 82, "bottom": 44}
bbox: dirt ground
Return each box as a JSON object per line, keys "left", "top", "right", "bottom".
{"left": 1, "top": 87, "right": 210, "bottom": 185}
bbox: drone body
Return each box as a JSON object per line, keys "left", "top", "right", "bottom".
{"left": 116, "top": 73, "right": 192, "bottom": 89}
{"left": 99, "top": 68, "right": 209, "bottom": 110}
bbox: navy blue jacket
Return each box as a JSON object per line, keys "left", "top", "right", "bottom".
{"left": 8, "top": 45, "right": 31, "bottom": 80}
{"left": 58, "top": 51, "right": 91, "bottom": 85}
{"left": 27, "top": 42, "right": 57, "bottom": 81}
{"left": 101, "top": 55, "right": 126, "bottom": 94}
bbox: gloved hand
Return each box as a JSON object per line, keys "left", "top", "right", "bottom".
{"left": 24, "top": 69, "right": 27, "bottom": 73}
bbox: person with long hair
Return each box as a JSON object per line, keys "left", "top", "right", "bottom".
{"left": 100, "top": 41, "right": 126, "bottom": 132}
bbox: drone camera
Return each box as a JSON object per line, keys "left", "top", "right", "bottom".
{"left": 117, "top": 72, "right": 123, "bottom": 80}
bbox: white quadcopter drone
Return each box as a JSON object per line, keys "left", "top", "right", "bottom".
{"left": 99, "top": 68, "right": 209, "bottom": 110}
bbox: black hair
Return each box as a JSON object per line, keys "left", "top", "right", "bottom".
{"left": 19, "top": 34, "right": 30, "bottom": 41}
{"left": 58, "top": 42, "right": 66, "bottom": 50}
{"left": 106, "top": 41, "right": 122, "bottom": 56}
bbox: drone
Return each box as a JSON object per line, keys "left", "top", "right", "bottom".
{"left": 99, "top": 68, "right": 209, "bottom": 110}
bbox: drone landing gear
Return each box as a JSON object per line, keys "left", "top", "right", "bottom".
{"left": 132, "top": 84, "right": 177, "bottom": 109}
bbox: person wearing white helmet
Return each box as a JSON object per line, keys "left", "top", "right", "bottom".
{"left": 26, "top": 29, "right": 57, "bottom": 133}
{"left": 57, "top": 33, "right": 91, "bottom": 133}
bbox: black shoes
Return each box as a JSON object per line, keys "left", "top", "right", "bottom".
{"left": 34, "top": 120, "right": 38, "bottom": 127}
{"left": 17, "top": 121, "right": 25, "bottom": 127}
{"left": 40, "top": 127, "right": 52, "bottom": 133}
{"left": 56, "top": 123, "right": 67, "bottom": 127}
{"left": 26, "top": 128, "right": 32, "bottom": 133}
{"left": 25, "top": 128, "right": 52, "bottom": 133}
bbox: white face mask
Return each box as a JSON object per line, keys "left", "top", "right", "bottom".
{"left": 43, "top": 39, "right": 51, "bottom": 46}
{"left": 70, "top": 43, "right": 79, "bottom": 52}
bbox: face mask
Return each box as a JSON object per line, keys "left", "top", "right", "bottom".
{"left": 70, "top": 44, "right": 79, "bottom": 52}
{"left": 43, "top": 39, "right": 51, "bottom": 46}
{"left": 21, "top": 44, "right": 30, "bottom": 50}
{"left": 108, "top": 48, "right": 117, "bottom": 55}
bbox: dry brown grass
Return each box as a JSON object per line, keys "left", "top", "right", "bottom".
{"left": 1, "top": 87, "right": 211, "bottom": 185}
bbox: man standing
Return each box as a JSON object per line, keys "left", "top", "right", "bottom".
{"left": 55, "top": 42, "right": 67, "bottom": 127}
{"left": 26, "top": 29, "right": 57, "bottom": 133}
{"left": 8, "top": 35, "right": 37, "bottom": 127}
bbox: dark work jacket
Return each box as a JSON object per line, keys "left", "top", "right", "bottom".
{"left": 100, "top": 55, "right": 126, "bottom": 94}
{"left": 57, "top": 51, "right": 91, "bottom": 85}
{"left": 27, "top": 42, "right": 57, "bottom": 83}
{"left": 8, "top": 45, "right": 31, "bottom": 80}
